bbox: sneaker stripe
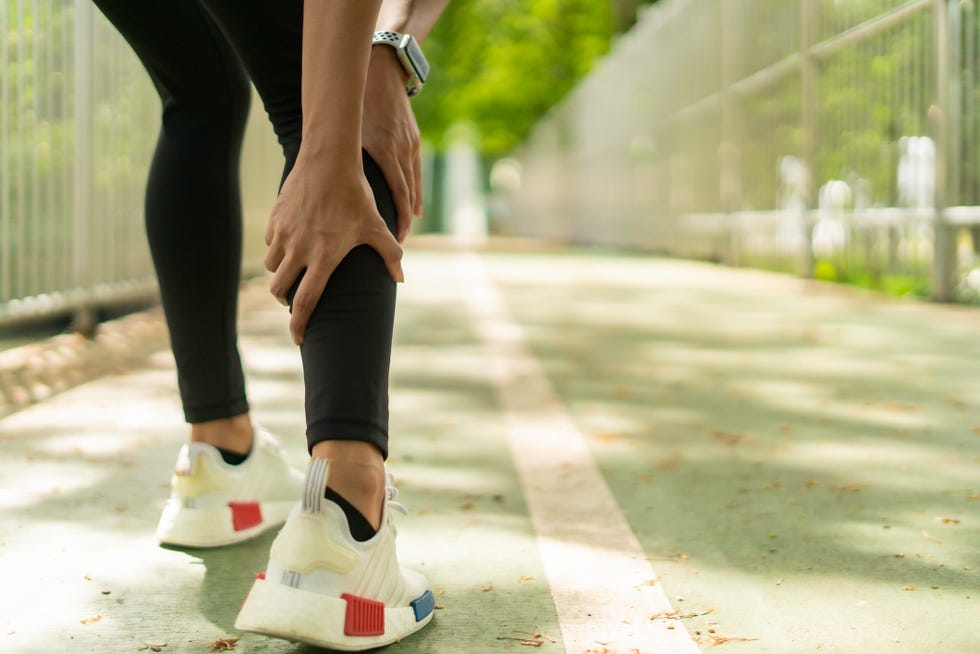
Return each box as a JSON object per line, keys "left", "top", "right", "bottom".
{"left": 229, "top": 502, "right": 263, "bottom": 531}
{"left": 341, "top": 593, "right": 385, "bottom": 636}
{"left": 410, "top": 590, "right": 435, "bottom": 622}
{"left": 304, "top": 458, "right": 328, "bottom": 513}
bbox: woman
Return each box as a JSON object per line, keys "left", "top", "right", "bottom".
{"left": 91, "top": 0, "right": 448, "bottom": 648}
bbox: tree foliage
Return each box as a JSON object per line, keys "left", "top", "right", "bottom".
{"left": 414, "top": 0, "right": 617, "bottom": 155}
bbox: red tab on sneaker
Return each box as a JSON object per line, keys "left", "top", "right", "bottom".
{"left": 341, "top": 593, "right": 385, "bottom": 636}
{"left": 228, "top": 502, "right": 263, "bottom": 531}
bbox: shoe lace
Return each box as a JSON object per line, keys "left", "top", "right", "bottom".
{"left": 385, "top": 471, "right": 409, "bottom": 517}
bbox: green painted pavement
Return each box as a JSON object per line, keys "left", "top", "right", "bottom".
{"left": 486, "top": 250, "right": 979, "bottom": 653}
{"left": 1, "top": 245, "right": 977, "bottom": 653}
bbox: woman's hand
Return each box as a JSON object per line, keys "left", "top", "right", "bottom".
{"left": 264, "top": 157, "right": 404, "bottom": 345}
{"left": 362, "top": 46, "right": 423, "bottom": 243}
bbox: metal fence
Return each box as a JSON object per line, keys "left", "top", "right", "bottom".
{"left": 508, "top": 0, "right": 980, "bottom": 301}
{"left": 0, "top": 0, "right": 278, "bottom": 328}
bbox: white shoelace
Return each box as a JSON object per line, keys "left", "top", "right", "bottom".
{"left": 385, "top": 471, "right": 409, "bottom": 516}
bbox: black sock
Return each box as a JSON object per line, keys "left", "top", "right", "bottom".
{"left": 325, "top": 487, "right": 378, "bottom": 542}
{"left": 216, "top": 446, "right": 250, "bottom": 466}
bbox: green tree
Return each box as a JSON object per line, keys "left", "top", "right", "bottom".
{"left": 415, "top": 0, "right": 617, "bottom": 155}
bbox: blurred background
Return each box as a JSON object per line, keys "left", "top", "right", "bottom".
{"left": 3, "top": 0, "right": 980, "bottom": 332}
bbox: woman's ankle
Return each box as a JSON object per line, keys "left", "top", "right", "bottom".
{"left": 189, "top": 413, "right": 254, "bottom": 455}
{"left": 311, "top": 440, "right": 386, "bottom": 529}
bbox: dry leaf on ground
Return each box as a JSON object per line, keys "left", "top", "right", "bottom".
{"left": 80, "top": 614, "right": 102, "bottom": 625}
{"left": 937, "top": 516, "right": 961, "bottom": 525}
{"left": 208, "top": 637, "right": 239, "bottom": 651}
{"left": 496, "top": 636, "right": 542, "bottom": 647}
{"left": 651, "top": 608, "right": 714, "bottom": 621}
{"left": 710, "top": 635, "right": 759, "bottom": 646}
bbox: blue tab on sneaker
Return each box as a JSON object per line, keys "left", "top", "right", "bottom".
{"left": 411, "top": 589, "right": 435, "bottom": 622}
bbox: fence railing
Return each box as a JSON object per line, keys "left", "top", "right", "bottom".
{"left": 0, "top": 0, "right": 278, "bottom": 329}
{"left": 508, "top": 0, "right": 980, "bottom": 301}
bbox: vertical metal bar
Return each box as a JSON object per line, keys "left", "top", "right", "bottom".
{"left": 60, "top": 0, "right": 71, "bottom": 292}
{"left": 16, "top": 0, "right": 27, "bottom": 299}
{"left": 931, "top": 0, "right": 958, "bottom": 300}
{"left": 72, "top": 0, "right": 93, "bottom": 300}
{"left": 801, "top": 0, "right": 820, "bottom": 278}
{"left": 42, "top": 0, "right": 53, "bottom": 291}
{"left": 720, "top": 0, "right": 739, "bottom": 265}
{"left": 31, "top": 0, "right": 42, "bottom": 297}
{"left": 0, "top": 0, "right": 10, "bottom": 302}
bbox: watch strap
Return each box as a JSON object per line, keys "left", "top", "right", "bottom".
{"left": 372, "top": 31, "right": 425, "bottom": 97}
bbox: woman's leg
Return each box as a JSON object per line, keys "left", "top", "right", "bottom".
{"left": 92, "top": 0, "right": 253, "bottom": 451}
{"left": 199, "top": 0, "right": 399, "bottom": 527}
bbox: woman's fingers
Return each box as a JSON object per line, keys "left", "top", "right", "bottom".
{"left": 264, "top": 237, "right": 286, "bottom": 274}
{"left": 412, "top": 144, "right": 423, "bottom": 218}
{"left": 365, "top": 221, "right": 405, "bottom": 283}
{"left": 287, "top": 257, "right": 335, "bottom": 346}
{"left": 269, "top": 255, "right": 305, "bottom": 307}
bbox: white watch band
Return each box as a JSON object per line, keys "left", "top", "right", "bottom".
{"left": 371, "top": 31, "right": 426, "bottom": 97}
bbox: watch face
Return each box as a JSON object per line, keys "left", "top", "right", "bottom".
{"left": 402, "top": 36, "right": 430, "bottom": 83}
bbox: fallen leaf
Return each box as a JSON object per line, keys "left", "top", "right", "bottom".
{"left": 592, "top": 432, "right": 625, "bottom": 444}
{"left": 937, "top": 516, "right": 961, "bottom": 525}
{"left": 656, "top": 452, "right": 685, "bottom": 471}
{"left": 83, "top": 573, "right": 93, "bottom": 581}
{"left": 651, "top": 608, "right": 714, "bottom": 621}
{"left": 711, "top": 430, "right": 749, "bottom": 447}
{"left": 497, "top": 636, "right": 543, "bottom": 647}
{"left": 434, "top": 604, "right": 445, "bottom": 610}
{"left": 208, "top": 637, "right": 239, "bottom": 651}
{"left": 710, "top": 635, "right": 759, "bottom": 646}
{"left": 903, "top": 586, "right": 917, "bottom": 591}
{"left": 647, "top": 552, "right": 689, "bottom": 562}
{"left": 80, "top": 614, "right": 102, "bottom": 625}
{"left": 836, "top": 483, "right": 866, "bottom": 493}
{"left": 517, "top": 575, "right": 534, "bottom": 582}
{"left": 141, "top": 641, "right": 167, "bottom": 652}
{"left": 481, "top": 584, "right": 494, "bottom": 592}
{"left": 460, "top": 502, "right": 475, "bottom": 510}
{"left": 638, "top": 578, "right": 659, "bottom": 587}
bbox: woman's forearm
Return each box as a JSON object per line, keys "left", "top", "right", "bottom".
{"left": 376, "top": 0, "right": 451, "bottom": 42}
{"left": 301, "top": 0, "right": 384, "bottom": 165}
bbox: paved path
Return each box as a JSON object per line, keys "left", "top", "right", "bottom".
{"left": 1, "top": 245, "right": 977, "bottom": 653}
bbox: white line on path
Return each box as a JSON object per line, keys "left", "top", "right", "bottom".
{"left": 459, "top": 253, "right": 700, "bottom": 654}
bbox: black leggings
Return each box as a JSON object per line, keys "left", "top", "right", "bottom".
{"left": 92, "top": 0, "right": 398, "bottom": 458}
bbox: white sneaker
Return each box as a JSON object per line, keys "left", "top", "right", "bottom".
{"left": 235, "top": 458, "right": 435, "bottom": 651}
{"left": 155, "top": 426, "right": 304, "bottom": 547}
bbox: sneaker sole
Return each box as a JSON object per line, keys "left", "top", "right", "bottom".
{"left": 235, "top": 578, "right": 434, "bottom": 651}
{"left": 156, "top": 500, "right": 296, "bottom": 548}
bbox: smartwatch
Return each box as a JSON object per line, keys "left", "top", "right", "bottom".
{"left": 372, "top": 31, "right": 430, "bottom": 97}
